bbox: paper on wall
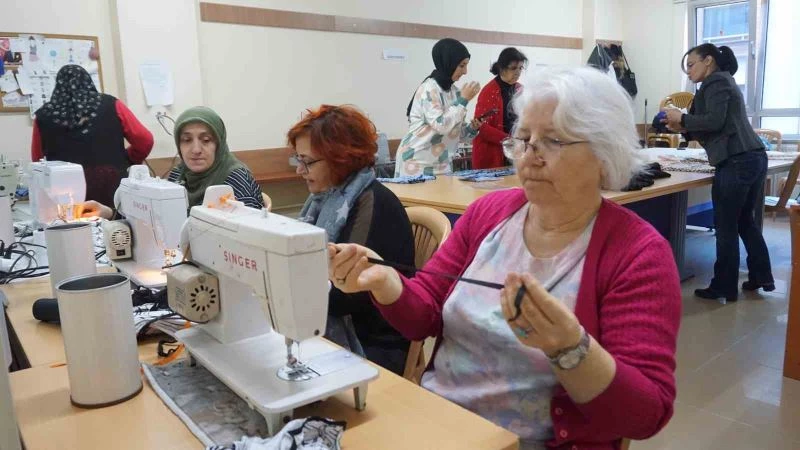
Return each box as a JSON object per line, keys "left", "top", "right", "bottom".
{"left": 9, "top": 38, "right": 28, "bottom": 53}
{"left": 15, "top": 67, "right": 33, "bottom": 95}
{"left": 2, "top": 91, "right": 29, "bottom": 108}
{"left": 138, "top": 61, "right": 174, "bottom": 106}
{"left": 0, "top": 72, "right": 19, "bottom": 93}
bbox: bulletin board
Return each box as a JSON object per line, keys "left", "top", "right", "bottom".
{"left": 0, "top": 32, "right": 104, "bottom": 116}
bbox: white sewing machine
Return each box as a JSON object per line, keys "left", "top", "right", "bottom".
{"left": 168, "top": 185, "right": 378, "bottom": 435}
{"left": 27, "top": 160, "right": 86, "bottom": 228}
{"left": 0, "top": 160, "right": 17, "bottom": 251}
{"left": 103, "top": 165, "right": 187, "bottom": 288}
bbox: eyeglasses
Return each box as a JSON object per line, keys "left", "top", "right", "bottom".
{"left": 506, "top": 65, "right": 525, "bottom": 73}
{"left": 291, "top": 154, "right": 324, "bottom": 172}
{"left": 501, "top": 136, "right": 588, "bottom": 160}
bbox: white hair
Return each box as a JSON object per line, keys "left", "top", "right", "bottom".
{"left": 511, "top": 66, "right": 645, "bottom": 190}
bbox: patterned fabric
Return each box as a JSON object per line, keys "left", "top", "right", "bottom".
{"left": 35, "top": 65, "right": 102, "bottom": 134}
{"left": 298, "top": 167, "right": 376, "bottom": 242}
{"left": 207, "top": 418, "right": 346, "bottom": 450}
{"left": 395, "top": 78, "right": 479, "bottom": 177}
{"left": 421, "top": 205, "right": 594, "bottom": 450}
{"left": 660, "top": 162, "right": 715, "bottom": 173}
{"left": 168, "top": 166, "right": 263, "bottom": 209}
{"left": 375, "top": 174, "right": 436, "bottom": 184}
{"left": 450, "top": 167, "right": 515, "bottom": 181}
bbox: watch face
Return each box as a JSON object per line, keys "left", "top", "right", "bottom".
{"left": 559, "top": 351, "right": 582, "bottom": 369}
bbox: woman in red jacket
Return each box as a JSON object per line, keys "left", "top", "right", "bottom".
{"left": 31, "top": 65, "right": 153, "bottom": 207}
{"left": 472, "top": 47, "right": 527, "bottom": 169}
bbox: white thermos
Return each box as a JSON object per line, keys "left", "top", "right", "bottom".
{"left": 44, "top": 223, "right": 96, "bottom": 295}
{"left": 56, "top": 273, "right": 142, "bottom": 407}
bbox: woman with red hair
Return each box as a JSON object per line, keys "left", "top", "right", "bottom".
{"left": 287, "top": 105, "right": 415, "bottom": 374}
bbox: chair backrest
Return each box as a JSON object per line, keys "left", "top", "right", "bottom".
{"left": 402, "top": 206, "right": 451, "bottom": 384}
{"left": 754, "top": 128, "right": 783, "bottom": 152}
{"left": 767, "top": 154, "right": 800, "bottom": 211}
{"left": 405, "top": 206, "right": 452, "bottom": 270}
{"left": 261, "top": 192, "right": 272, "bottom": 211}
{"left": 659, "top": 91, "right": 694, "bottom": 110}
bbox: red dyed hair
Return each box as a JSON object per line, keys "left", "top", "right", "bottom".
{"left": 287, "top": 105, "right": 377, "bottom": 185}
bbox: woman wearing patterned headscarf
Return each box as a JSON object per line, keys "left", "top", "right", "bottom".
{"left": 395, "top": 38, "right": 485, "bottom": 177}
{"left": 31, "top": 65, "right": 153, "bottom": 207}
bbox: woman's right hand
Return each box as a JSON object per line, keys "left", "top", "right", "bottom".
{"left": 460, "top": 81, "right": 481, "bottom": 101}
{"left": 79, "top": 200, "right": 113, "bottom": 219}
{"left": 327, "top": 243, "right": 403, "bottom": 305}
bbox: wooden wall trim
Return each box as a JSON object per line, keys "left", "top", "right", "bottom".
{"left": 199, "top": 2, "right": 583, "bottom": 50}
{"left": 146, "top": 138, "right": 402, "bottom": 185}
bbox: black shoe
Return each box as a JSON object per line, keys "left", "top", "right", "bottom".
{"left": 741, "top": 281, "right": 776, "bottom": 292}
{"left": 695, "top": 287, "right": 738, "bottom": 303}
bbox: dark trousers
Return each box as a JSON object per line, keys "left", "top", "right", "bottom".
{"left": 710, "top": 151, "right": 774, "bottom": 296}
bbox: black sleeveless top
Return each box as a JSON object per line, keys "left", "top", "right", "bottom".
{"left": 37, "top": 94, "right": 131, "bottom": 206}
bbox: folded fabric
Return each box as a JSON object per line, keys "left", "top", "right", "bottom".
{"left": 450, "top": 167, "right": 516, "bottom": 181}
{"left": 622, "top": 162, "right": 672, "bottom": 191}
{"left": 661, "top": 162, "right": 715, "bottom": 173}
{"left": 207, "top": 417, "right": 346, "bottom": 450}
{"left": 376, "top": 174, "right": 436, "bottom": 184}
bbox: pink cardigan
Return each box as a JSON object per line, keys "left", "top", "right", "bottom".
{"left": 375, "top": 189, "right": 681, "bottom": 449}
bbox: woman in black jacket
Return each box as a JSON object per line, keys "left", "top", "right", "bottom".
{"left": 664, "top": 43, "right": 774, "bottom": 303}
{"left": 286, "top": 104, "right": 415, "bottom": 375}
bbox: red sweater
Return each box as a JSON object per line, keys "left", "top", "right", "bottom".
{"left": 472, "top": 78, "right": 515, "bottom": 169}
{"left": 375, "top": 189, "right": 681, "bottom": 449}
{"left": 31, "top": 99, "right": 153, "bottom": 163}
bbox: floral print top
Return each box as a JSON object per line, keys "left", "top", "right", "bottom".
{"left": 394, "top": 78, "right": 478, "bottom": 177}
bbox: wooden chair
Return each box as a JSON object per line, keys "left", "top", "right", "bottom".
{"left": 754, "top": 128, "right": 783, "bottom": 152}
{"left": 261, "top": 192, "right": 272, "bottom": 211}
{"left": 765, "top": 153, "right": 800, "bottom": 219}
{"left": 647, "top": 134, "right": 680, "bottom": 148}
{"left": 785, "top": 205, "right": 800, "bottom": 380}
{"left": 659, "top": 91, "right": 694, "bottom": 110}
{"left": 402, "top": 206, "right": 452, "bottom": 384}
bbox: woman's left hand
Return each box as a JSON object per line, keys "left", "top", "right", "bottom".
{"left": 470, "top": 117, "right": 485, "bottom": 130}
{"left": 500, "top": 272, "right": 583, "bottom": 357}
{"left": 663, "top": 108, "right": 684, "bottom": 132}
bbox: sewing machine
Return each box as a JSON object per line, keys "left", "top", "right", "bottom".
{"left": 104, "top": 165, "right": 187, "bottom": 288}
{"left": 27, "top": 160, "right": 85, "bottom": 228}
{"left": 0, "top": 160, "right": 17, "bottom": 251}
{"left": 168, "top": 185, "right": 378, "bottom": 435}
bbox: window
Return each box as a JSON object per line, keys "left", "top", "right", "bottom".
{"left": 690, "top": 0, "right": 800, "bottom": 140}
{"left": 756, "top": 0, "right": 800, "bottom": 139}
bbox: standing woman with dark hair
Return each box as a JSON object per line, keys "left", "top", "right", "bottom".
{"left": 472, "top": 47, "right": 528, "bottom": 169}
{"left": 395, "top": 38, "right": 484, "bottom": 177}
{"left": 664, "top": 43, "right": 774, "bottom": 303}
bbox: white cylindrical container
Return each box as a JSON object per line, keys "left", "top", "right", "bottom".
{"left": 56, "top": 273, "right": 142, "bottom": 408}
{"left": 45, "top": 223, "right": 96, "bottom": 295}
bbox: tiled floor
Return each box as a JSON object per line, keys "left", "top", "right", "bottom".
{"left": 636, "top": 217, "right": 799, "bottom": 450}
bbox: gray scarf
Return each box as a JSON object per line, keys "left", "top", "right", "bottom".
{"left": 298, "top": 167, "right": 376, "bottom": 242}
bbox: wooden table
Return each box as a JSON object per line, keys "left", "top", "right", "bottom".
{"left": 2, "top": 277, "right": 519, "bottom": 450}
{"left": 385, "top": 159, "right": 794, "bottom": 214}
{"left": 385, "top": 159, "right": 794, "bottom": 279}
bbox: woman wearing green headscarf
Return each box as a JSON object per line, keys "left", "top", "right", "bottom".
{"left": 166, "top": 107, "right": 263, "bottom": 208}
{"left": 80, "top": 107, "right": 263, "bottom": 218}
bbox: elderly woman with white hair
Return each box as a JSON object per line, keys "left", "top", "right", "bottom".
{"left": 329, "top": 67, "right": 681, "bottom": 449}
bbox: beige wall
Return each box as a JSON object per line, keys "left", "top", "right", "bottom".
{"left": 0, "top": 0, "right": 120, "bottom": 166}
{"left": 1, "top": 0, "right": 688, "bottom": 166}
{"left": 621, "top": 0, "right": 688, "bottom": 122}
{"left": 198, "top": 0, "right": 585, "bottom": 150}
{"left": 112, "top": 0, "right": 205, "bottom": 158}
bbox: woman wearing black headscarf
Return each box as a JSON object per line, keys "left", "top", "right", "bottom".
{"left": 395, "top": 38, "right": 483, "bottom": 177}
{"left": 31, "top": 65, "right": 153, "bottom": 207}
